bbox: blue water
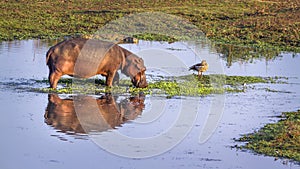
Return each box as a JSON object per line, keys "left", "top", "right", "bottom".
{"left": 0, "top": 39, "right": 299, "bottom": 169}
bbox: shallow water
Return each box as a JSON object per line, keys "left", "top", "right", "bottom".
{"left": 0, "top": 39, "right": 299, "bottom": 169}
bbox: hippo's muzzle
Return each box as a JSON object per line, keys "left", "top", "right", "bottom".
{"left": 132, "top": 71, "right": 148, "bottom": 88}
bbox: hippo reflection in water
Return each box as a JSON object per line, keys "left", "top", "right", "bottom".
{"left": 44, "top": 93, "right": 145, "bottom": 134}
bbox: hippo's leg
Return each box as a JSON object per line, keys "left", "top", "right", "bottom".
{"left": 112, "top": 72, "right": 120, "bottom": 85}
{"left": 49, "top": 71, "right": 62, "bottom": 89}
{"left": 105, "top": 70, "right": 117, "bottom": 87}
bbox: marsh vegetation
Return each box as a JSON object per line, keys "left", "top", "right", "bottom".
{"left": 0, "top": 0, "right": 299, "bottom": 51}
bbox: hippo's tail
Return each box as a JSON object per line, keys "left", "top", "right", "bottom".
{"left": 46, "top": 48, "right": 53, "bottom": 66}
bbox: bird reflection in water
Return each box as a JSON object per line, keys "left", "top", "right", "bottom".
{"left": 44, "top": 93, "right": 145, "bottom": 136}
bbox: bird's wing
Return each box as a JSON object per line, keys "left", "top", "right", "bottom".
{"left": 190, "top": 63, "right": 202, "bottom": 69}
{"left": 189, "top": 65, "right": 194, "bottom": 70}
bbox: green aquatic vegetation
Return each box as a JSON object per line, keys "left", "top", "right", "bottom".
{"left": 237, "top": 110, "right": 300, "bottom": 162}
{"left": 179, "top": 74, "right": 286, "bottom": 86}
{"left": 33, "top": 74, "right": 286, "bottom": 97}
{"left": 225, "top": 75, "right": 288, "bottom": 86}
{"left": 121, "top": 79, "right": 225, "bottom": 97}
{"left": 35, "top": 78, "right": 105, "bottom": 85}
{"left": 225, "top": 76, "right": 267, "bottom": 86}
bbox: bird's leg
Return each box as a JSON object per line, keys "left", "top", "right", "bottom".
{"left": 198, "top": 71, "right": 202, "bottom": 79}
{"left": 200, "top": 72, "right": 202, "bottom": 79}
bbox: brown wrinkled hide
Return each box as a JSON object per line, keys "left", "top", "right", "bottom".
{"left": 46, "top": 38, "right": 147, "bottom": 89}
{"left": 44, "top": 94, "right": 145, "bottom": 134}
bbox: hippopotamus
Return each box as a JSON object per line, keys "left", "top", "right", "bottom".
{"left": 46, "top": 38, "right": 147, "bottom": 89}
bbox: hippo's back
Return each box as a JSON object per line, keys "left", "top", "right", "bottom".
{"left": 46, "top": 38, "right": 116, "bottom": 66}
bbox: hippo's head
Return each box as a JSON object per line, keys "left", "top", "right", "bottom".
{"left": 131, "top": 68, "right": 147, "bottom": 88}
{"left": 122, "top": 55, "right": 148, "bottom": 88}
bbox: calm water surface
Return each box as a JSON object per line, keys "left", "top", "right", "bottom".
{"left": 0, "top": 40, "right": 299, "bottom": 169}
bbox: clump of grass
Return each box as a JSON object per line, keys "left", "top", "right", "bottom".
{"left": 237, "top": 110, "right": 300, "bottom": 162}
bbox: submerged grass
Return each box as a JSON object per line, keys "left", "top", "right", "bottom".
{"left": 237, "top": 110, "right": 300, "bottom": 162}
{"left": 33, "top": 74, "right": 287, "bottom": 97}
{"left": 0, "top": 0, "right": 299, "bottom": 52}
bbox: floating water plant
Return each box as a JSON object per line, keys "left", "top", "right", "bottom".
{"left": 32, "top": 74, "right": 288, "bottom": 97}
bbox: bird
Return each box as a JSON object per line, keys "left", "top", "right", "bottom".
{"left": 189, "top": 60, "right": 209, "bottom": 79}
